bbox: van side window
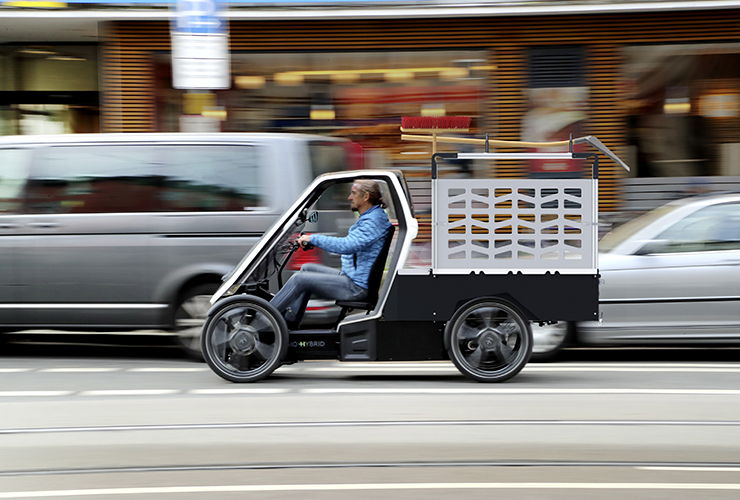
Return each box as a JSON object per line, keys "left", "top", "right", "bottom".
{"left": 0, "top": 148, "right": 32, "bottom": 214}
{"left": 308, "top": 141, "right": 349, "bottom": 178}
{"left": 26, "top": 146, "right": 160, "bottom": 214}
{"left": 159, "top": 145, "right": 263, "bottom": 212}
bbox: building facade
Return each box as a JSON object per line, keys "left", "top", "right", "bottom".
{"left": 4, "top": 1, "right": 740, "bottom": 210}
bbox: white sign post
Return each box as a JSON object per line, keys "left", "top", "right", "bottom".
{"left": 171, "top": 0, "right": 230, "bottom": 90}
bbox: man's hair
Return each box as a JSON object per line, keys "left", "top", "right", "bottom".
{"left": 354, "top": 179, "right": 386, "bottom": 208}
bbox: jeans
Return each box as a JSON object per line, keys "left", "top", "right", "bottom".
{"left": 270, "top": 263, "right": 368, "bottom": 328}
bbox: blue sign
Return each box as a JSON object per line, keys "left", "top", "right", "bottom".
{"left": 173, "top": 0, "right": 225, "bottom": 35}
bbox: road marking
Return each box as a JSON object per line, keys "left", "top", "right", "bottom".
{"left": 1, "top": 481, "right": 739, "bottom": 497}
{"left": 7, "top": 362, "right": 740, "bottom": 375}
{"left": 78, "top": 390, "right": 180, "bottom": 397}
{"left": 127, "top": 367, "right": 209, "bottom": 373}
{"left": 306, "top": 366, "right": 459, "bottom": 372}
{"left": 40, "top": 368, "right": 120, "bottom": 373}
{"left": 3, "top": 460, "right": 740, "bottom": 477}
{"left": 189, "top": 388, "right": 290, "bottom": 395}
{"left": 1, "top": 387, "right": 740, "bottom": 399}
{"left": 301, "top": 388, "right": 740, "bottom": 395}
{"left": 302, "top": 362, "right": 740, "bottom": 373}
{"left": 0, "top": 391, "right": 74, "bottom": 397}
{"left": 525, "top": 366, "right": 740, "bottom": 373}
{"left": 639, "top": 467, "right": 740, "bottom": 472}
{"left": 4, "top": 419, "right": 740, "bottom": 436}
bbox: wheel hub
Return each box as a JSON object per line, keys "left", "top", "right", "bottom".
{"left": 480, "top": 329, "right": 500, "bottom": 351}
{"left": 229, "top": 327, "right": 258, "bottom": 354}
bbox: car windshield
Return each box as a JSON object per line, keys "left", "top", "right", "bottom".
{"left": 599, "top": 205, "right": 679, "bottom": 253}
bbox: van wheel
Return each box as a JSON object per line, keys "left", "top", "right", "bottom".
{"left": 202, "top": 295, "right": 288, "bottom": 383}
{"left": 173, "top": 283, "right": 219, "bottom": 360}
{"left": 445, "top": 298, "right": 532, "bottom": 382}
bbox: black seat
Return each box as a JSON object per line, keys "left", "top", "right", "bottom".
{"left": 335, "top": 225, "right": 395, "bottom": 316}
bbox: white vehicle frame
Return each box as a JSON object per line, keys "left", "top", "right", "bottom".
{"left": 202, "top": 136, "right": 628, "bottom": 382}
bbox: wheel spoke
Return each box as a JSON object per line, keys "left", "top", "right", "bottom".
{"left": 229, "top": 352, "right": 250, "bottom": 371}
{"left": 253, "top": 339, "right": 275, "bottom": 362}
{"left": 491, "top": 339, "right": 515, "bottom": 364}
{"left": 221, "top": 314, "right": 237, "bottom": 332}
{"left": 469, "top": 307, "right": 497, "bottom": 329}
{"left": 249, "top": 314, "right": 273, "bottom": 334}
{"left": 180, "top": 296, "right": 209, "bottom": 320}
{"left": 239, "top": 308, "right": 256, "bottom": 327}
{"left": 211, "top": 322, "right": 230, "bottom": 350}
{"left": 495, "top": 320, "right": 520, "bottom": 338}
{"left": 178, "top": 328, "right": 200, "bottom": 350}
{"left": 466, "top": 344, "right": 484, "bottom": 368}
{"left": 457, "top": 322, "right": 482, "bottom": 342}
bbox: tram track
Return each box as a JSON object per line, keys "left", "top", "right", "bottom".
{"left": 2, "top": 459, "right": 740, "bottom": 478}
{"left": 2, "top": 418, "right": 740, "bottom": 436}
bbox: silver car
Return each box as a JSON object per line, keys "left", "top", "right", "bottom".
{"left": 533, "top": 192, "right": 740, "bottom": 360}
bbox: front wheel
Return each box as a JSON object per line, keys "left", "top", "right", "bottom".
{"left": 445, "top": 298, "right": 532, "bottom": 382}
{"left": 201, "top": 295, "right": 288, "bottom": 383}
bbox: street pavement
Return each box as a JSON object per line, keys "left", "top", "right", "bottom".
{"left": 1, "top": 341, "right": 740, "bottom": 498}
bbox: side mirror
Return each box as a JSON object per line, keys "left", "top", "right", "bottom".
{"left": 308, "top": 211, "right": 319, "bottom": 223}
{"left": 295, "top": 208, "right": 309, "bottom": 227}
{"left": 634, "top": 239, "right": 670, "bottom": 256}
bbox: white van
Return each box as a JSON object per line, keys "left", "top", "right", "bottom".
{"left": 0, "top": 133, "right": 359, "bottom": 357}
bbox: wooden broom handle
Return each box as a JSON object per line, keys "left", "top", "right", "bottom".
{"left": 401, "top": 133, "right": 571, "bottom": 148}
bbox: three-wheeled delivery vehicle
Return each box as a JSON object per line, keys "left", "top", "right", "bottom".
{"left": 201, "top": 132, "right": 629, "bottom": 383}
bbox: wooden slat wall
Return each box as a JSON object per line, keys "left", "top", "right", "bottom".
{"left": 491, "top": 44, "right": 527, "bottom": 179}
{"left": 101, "top": 23, "right": 168, "bottom": 133}
{"left": 101, "top": 9, "right": 740, "bottom": 209}
{"left": 588, "top": 44, "right": 624, "bottom": 210}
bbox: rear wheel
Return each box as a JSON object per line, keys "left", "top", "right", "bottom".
{"left": 201, "top": 295, "right": 288, "bottom": 383}
{"left": 445, "top": 298, "right": 532, "bottom": 382}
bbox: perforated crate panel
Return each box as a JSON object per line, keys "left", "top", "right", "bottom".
{"left": 432, "top": 179, "right": 597, "bottom": 273}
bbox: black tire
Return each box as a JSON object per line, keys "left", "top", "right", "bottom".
{"left": 530, "top": 322, "right": 574, "bottom": 362}
{"left": 201, "top": 295, "right": 288, "bottom": 383}
{"left": 445, "top": 298, "right": 532, "bottom": 382}
{"left": 172, "top": 283, "right": 220, "bottom": 360}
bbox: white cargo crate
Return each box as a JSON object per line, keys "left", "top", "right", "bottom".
{"left": 432, "top": 177, "right": 598, "bottom": 274}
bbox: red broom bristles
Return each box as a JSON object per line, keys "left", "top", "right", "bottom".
{"left": 401, "top": 116, "right": 471, "bottom": 130}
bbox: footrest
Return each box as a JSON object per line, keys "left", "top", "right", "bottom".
{"left": 336, "top": 300, "right": 371, "bottom": 309}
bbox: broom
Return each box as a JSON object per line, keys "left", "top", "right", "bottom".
{"left": 401, "top": 116, "right": 631, "bottom": 171}
{"left": 400, "top": 116, "right": 471, "bottom": 154}
{"left": 400, "top": 115, "right": 572, "bottom": 153}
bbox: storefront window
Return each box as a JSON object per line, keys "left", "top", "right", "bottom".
{"left": 623, "top": 43, "right": 740, "bottom": 178}
{"left": 525, "top": 46, "right": 587, "bottom": 178}
{"left": 0, "top": 44, "right": 99, "bottom": 135}
{"left": 153, "top": 49, "right": 490, "bottom": 174}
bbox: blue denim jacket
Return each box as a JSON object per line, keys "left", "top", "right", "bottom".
{"left": 309, "top": 204, "right": 392, "bottom": 290}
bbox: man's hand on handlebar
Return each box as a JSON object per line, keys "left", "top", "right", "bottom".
{"left": 297, "top": 233, "right": 314, "bottom": 250}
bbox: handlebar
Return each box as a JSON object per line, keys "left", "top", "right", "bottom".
{"left": 297, "top": 231, "right": 314, "bottom": 251}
